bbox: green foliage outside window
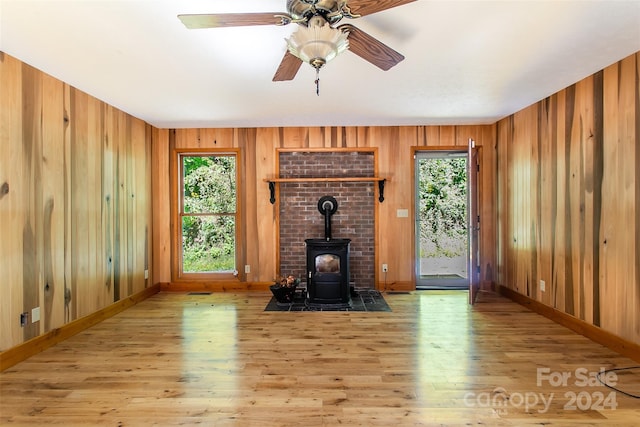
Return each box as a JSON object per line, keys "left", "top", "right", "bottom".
{"left": 418, "top": 158, "right": 467, "bottom": 257}
{"left": 182, "top": 155, "right": 236, "bottom": 272}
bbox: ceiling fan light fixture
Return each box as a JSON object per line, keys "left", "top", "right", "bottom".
{"left": 285, "top": 16, "right": 349, "bottom": 70}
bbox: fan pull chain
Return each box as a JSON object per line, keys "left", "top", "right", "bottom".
{"left": 315, "top": 68, "right": 320, "bottom": 96}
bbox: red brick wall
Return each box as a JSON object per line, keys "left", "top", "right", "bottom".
{"left": 278, "top": 152, "right": 375, "bottom": 288}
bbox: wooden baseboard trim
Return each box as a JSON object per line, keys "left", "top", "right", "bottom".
{"left": 0, "top": 284, "right": 161, "bottom": 372}
{"left": 160, "top": 281, "right": 272, "bottom": 292}
{"left": 162, "top": 282, "right": 408, "bottom": 293}
{"left": 377, "top": 281, "right": 414, "bottom": 292}
{"left": 496, "top": 284, "right": 640, "bottom": 363}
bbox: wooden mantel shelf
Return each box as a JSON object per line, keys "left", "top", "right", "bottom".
{"left": 264, "top": 177, "right": 385, "bottom": 183}
{"left": 264, "top": 177, "right": 388, "bottom": 204}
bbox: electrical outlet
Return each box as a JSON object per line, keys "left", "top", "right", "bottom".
{"left": 144, "top": 269, "right": 149, "bottom": 279}
{"left": 382, "top": 264, "right": 388, "bottom": 273}
{"left": 540, "top": 280, "right": 546, "bottom": 292}
{"left": 20, "top": 312, "right": 29, "bottom": 327}
{"left": 245, "top": 265, "right": 250, "bottom": 274}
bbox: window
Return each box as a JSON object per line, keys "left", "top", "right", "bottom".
{"left": 178, "top": 152, "right": 238, "bottom": 277}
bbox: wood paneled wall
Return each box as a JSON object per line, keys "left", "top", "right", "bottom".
{"left": 495, "top": 52, "right": 640, "bottom": 344}
{"left": 3, "top": 42, "right": 637, "bottom": 356}
{"left": 0, "top": 53, "right": 153, "bottom": 350}
{"left": 154, "top": 126, "right": 497, "bottom": 292}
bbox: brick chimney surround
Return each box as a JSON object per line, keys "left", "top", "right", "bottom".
{"left": 278, "top": 151, "right": 375, "bottom": 289}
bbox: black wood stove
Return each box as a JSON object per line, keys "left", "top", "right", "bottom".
{"left": 305, "top": 196, "right": 351, "bottom": 309}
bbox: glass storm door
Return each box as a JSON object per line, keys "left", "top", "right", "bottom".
{"left": 415, "top": 150, "right": 469, "bottom": 289}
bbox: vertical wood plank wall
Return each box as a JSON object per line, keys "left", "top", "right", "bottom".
{"left": 6, "top": 48, "right": 637, "bottom": 352}
{"left": 0, "top": 53, "right": 153, "bottom": 350}
{"left": 496, "top": 52, "right": 640, "bottom": 344}
{"left": 154, "top": 125, "right": 498, "bottom": 291}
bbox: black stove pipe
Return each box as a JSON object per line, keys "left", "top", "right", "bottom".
{"left": 324, "top": 211, "right": 331, "bottom": 240}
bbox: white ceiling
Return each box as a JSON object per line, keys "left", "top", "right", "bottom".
{"left": 1, "top": 0, "right": 639, "bottom": 129}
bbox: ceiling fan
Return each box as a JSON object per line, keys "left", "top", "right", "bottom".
{"left": 178, "top": 0, "right": 415, "bottom": 92}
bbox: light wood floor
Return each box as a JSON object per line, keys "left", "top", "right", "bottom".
{"left": 1, "top": 290, "right": 639, "bottom": 426}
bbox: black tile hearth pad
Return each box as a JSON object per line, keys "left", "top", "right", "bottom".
{"left": 264, "top": 289, "right": 391, "bottom": 312}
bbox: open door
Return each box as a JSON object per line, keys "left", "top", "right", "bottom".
{"left": 415, "top": 151, "right": 469, "bottom": 290}
{"left": 468, "top": 139, "right": 480, "bottom": 304}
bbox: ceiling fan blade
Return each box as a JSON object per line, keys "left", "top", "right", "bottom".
{"left": 347, "top": 0, "right": 416, "bottom": 17}
{"left": 339, "top": 24, "right": 404, "bottom": 71}
{"left": 273, "top": 51, "right": 303, "bottom": 81}
{"left": 178, "top": 13, "right": 290, "bottom": 29}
